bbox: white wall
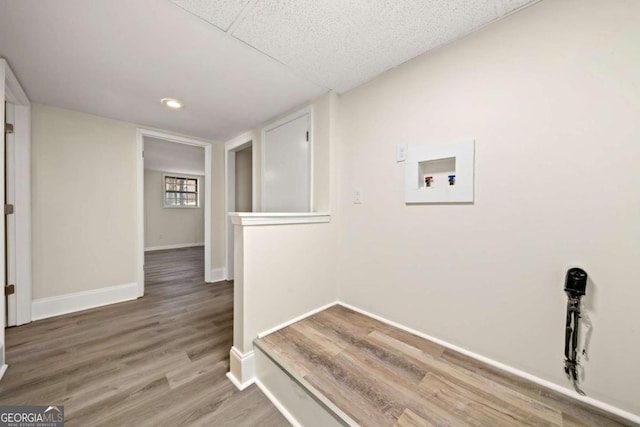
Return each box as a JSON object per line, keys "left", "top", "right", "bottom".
{"left": 237, "top": 222, "right": 336, "bottom": 352}
{"left": 335, "top": 0, "right": 640, "bottom": 416}
{"left": 144, "top": 169, "right": 204, "bottom": 249}
{"left": 235, "top": 147, "right": 252, "bottom": 212}
{"left": 226, "top": 92, "right": 337, "bottom": 356}
{"left": 233, "top": 92, "right": 334, "bottom": 213}
{"left": 31, "top": 104, "right": 225, "bottom": 301}
{"left": 32, "top": 104, "right": 137, "bottom": 298}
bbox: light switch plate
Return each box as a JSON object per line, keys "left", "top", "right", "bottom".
{"left": 353, "top": 189, "right": 363, "bottom": 204}
{"left": 396, "top": 143, "right": 408, "bottom": 162}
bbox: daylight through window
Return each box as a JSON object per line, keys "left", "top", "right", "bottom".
{"left": 164, "top": 175, "right": 199, "bottom": 207}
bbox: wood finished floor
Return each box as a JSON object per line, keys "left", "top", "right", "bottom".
{"left": 256, "top": 305, "right": 634, "bottom": 427}
{"left": 0, "top": 246, "right": 289, "bottom": 427}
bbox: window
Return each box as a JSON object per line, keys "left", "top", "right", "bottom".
{"left": 164, "top": 175, "right": 199, "bottom": 207}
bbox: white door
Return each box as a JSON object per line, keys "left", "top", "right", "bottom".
{"left": 4, "top": 102, "right": 16, "bottom": 327}
{"left": 263, "top": 113, "right": 310, "bottom": 212}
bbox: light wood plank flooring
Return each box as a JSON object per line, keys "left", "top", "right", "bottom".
{"left": 256, "top": 305, "right": 633, "bottom": 427}
{"left": 0, "top": 246, "right": 289, "bottom": 427}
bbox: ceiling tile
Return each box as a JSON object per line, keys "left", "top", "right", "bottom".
{"left": 232, "top": 0, "right": 380, "bottom": 92}
{"left": 324, "top": 0, "right": 500, "bottom": 89}
{"left": 0, "top": 0, "right": 326, "bottom": 141}
{"left": 170, "top": 0, "right": 252, "bottom": 31}
{"left": 231, "top": 0, "right": 537, "bottom": 93}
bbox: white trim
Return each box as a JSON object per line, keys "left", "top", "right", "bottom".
{"left": 226, "top": 372, "right": 254, "bottom": 391}
{"left": 261, "top": 106, "right": 313, "bottom": 144}
{"left": 3, "top": 60, "right": 30, "bottom": 106}
{"left": 337, "top": 302, "right": 640, "bottom": 426}
{"left": 255, "top": 344, "right": 357, "bottom": 427}
{"left": 255, "top": 379, "right": 303, "bottom": 427}
{"left": 144, "top": 242, "right": 204, "bottom": 252}
{"left": 210, "top": 268, "right": 226, "bottom": 283}
{"left": 258, "top": 301, "right": 338, "bottom": 339}
{"left": 0, "top": 364, "right": 7, "bottom": 381}
{"left": 225, "top": 130, "right": 255, "bottom": 152}
{"left": 227, "top": 346, "right": 255, "bottom": 390}
{"left": 32, "top": 283, "right": 138, "bottom": 321}
{"left": 309, "top": 106, "right": 315, "bottom": 212}
{"left": 137, "top": 129, "right": 214, "bottom": 297}
{"left": 0, "top": 60, "right": 6, "bottom": 367}
{"left": 225, "top": 133, "right": 254, "bottom": 281}
{"left": 261, "top": 105, "right": 314, "bottom": 213}
{"left": 203, "top": 143, "right": 212, "bottom": 283}
{"left": 14, "top": 104, "right": 32, "bottom": 325}
{"left": 2, "top": 60, "right": 32, "bottom": 337}
{"left": 136, "top": 135, "right": 145, "bottom": 297}
{"left": 145, "top": 166, "right": 205, "bottom": 176}
{"left": 229, "top": 212, "right": 330, "bottom": 226}
{"left": 5, "top": 103, "right": 17, "bottom": 326}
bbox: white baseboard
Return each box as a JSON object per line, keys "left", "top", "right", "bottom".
{"left": 226, "top": 372, "right": 254, "bottom": 391}
{"left": 32, "top": 282, "right": 138, "bottom": 321}
{"left": 209, "top": 268, "right": 227, "bottom": 283}
{"left": 338, "top": 302, "right": 640, "bottom": 425}
{"left": 228, "top": 302, "right": 339, "bottom": 393}
{"left": 0, "top": 364, "right": 7, "bottom": 381}
{"left": 257, "top": 301, "right": 338, "bottom": 339}
{"left": 255, "top": 378, "right": 303, "bottom": 427}
{"left": 227, "top": 346, "right": 255, "bottom": 390}
{"left": 144, "top": 242, "right": 204, "bottom": 252}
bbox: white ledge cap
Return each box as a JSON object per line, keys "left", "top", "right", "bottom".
{"left": 229, "top": 212, "right": 331, "bottom": 226}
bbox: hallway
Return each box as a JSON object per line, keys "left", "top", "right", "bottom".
{"left": 0, "top": 247, "right": 288, "bottom": 426}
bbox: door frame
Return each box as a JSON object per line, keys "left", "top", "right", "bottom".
{"left": 136, "top": 129, "right": 213, "bottom": 297}
{"left": 224, "top": 133, "right": 255, "bottom": 280}
{"left": 261, "top": 105, "right": 314, "bottom": 212}
{"left": 3, "top": 60, "right": 31, "bottom": 328}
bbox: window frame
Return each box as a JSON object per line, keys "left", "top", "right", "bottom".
{"left": 163, "top": 173, "right": 201, "bottom": 209}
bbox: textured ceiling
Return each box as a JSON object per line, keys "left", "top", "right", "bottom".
{"left": 0, "top": 0, "right": 326, "bottom": 141}
{"left": 171, "top": 0, "right": 539, "bottom": 93}
{"left": 0, "top": 0, "right": 538, "bottom": 142}
{"left": 170, "top": 0, "right": 254, "bottom": 31}
{"left": 144, "top": 137, "right": 205, "bottom": 176}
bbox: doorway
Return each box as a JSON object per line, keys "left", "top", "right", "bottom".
{"left": 225, "top": 138, "right": 254, "bottom": 280}
{"left": 136, "top": 129, "right": 213, "bottom": 297}
{"left": 1, "top": 60, "right": 31, "bottom": 375}
{"left": 2, "top": 64, "right": 31, "bottom": 329}
{"left": 261, "top": 107, "right": 312, "bottom": 212}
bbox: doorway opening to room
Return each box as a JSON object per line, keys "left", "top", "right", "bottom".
{"left": 2, "top": 61, "right": 32, "bottom": 336}
{"left": 136, "top": 130, "right": 212, "bottom": 297}
{"left": 225, "top": 139, "right": 254, "bottom": 280}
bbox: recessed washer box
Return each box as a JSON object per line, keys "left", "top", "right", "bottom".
{"left": 405, "top": 139, "right": 475, "bottom": 204}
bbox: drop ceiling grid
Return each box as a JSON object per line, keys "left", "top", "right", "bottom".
{"left": 318, "top": 0, "right": 501, "bottom": 91}
{"left": 170, "top": 0, "right": 253, "bottom": 31}
{"left": 166, "top": 0, "right": 539, "bottom": 94}
{"left": 231, "top": 0, "right": 397, "bottom": 93}
{"left": 230, "top": 0, "right": 537, "bottom": 93}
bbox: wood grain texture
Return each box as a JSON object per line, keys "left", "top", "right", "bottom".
{"left": 0, "top": 247, "right": 289, "bottom": 427}
{"left": 394, "top": 408, "right": 434, "bottom": 427}
{"left": 257, "top": 305, "right": 634, "bottom": 427}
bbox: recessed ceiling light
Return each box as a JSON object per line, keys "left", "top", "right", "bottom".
{"left": 161, "top": 98, "right": 183, "bottom": 109}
